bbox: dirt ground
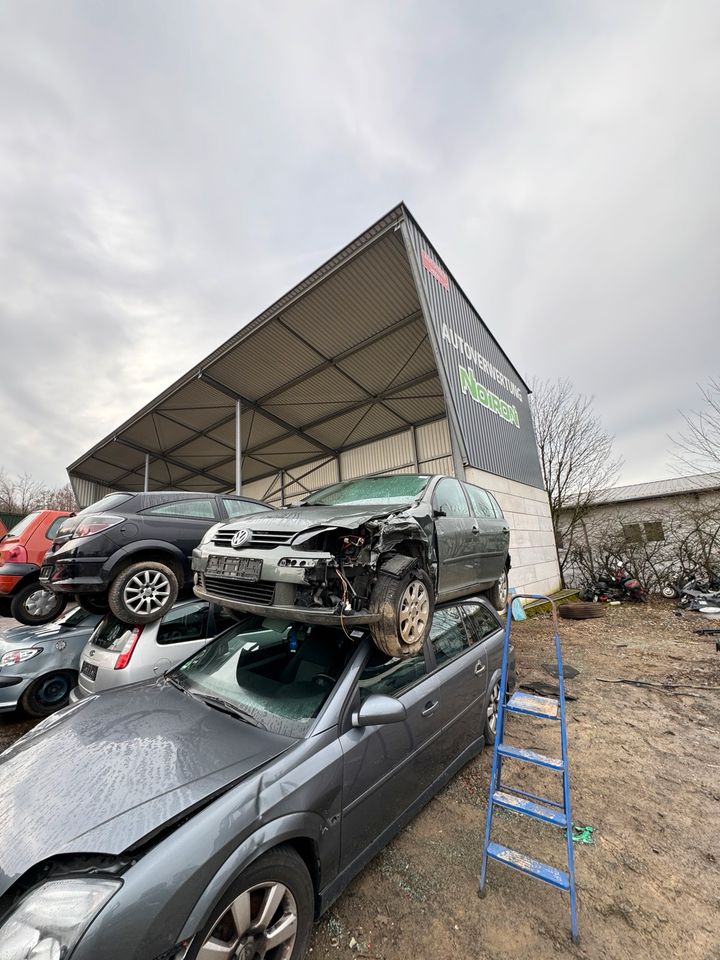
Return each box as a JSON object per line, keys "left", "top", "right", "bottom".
{"left": 1, "top": 603, "right": 718, "bottom": 959}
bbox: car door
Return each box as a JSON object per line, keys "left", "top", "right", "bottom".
{"left": 462, "top": 482, "right": 509, "bottom": 584}
{"left": 139, "top": 498, "right": 220, "bottom": 572}
{"left": 426, "top": 602, "right": 489, "bottom": 761}
{"left": 432, "top": 477, "right": 477, "bottom": 597}
{"left": 150, "top": 600, "right": 214, "bottom": 677}
{"left": 338, "top": 642, "right": 443, "bottom": 872}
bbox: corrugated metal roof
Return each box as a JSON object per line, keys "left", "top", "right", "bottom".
{"left": 67, "top": 203, "right": 529, "bottom": 501}
{"left": 594, "top": 472, "right": 720, "bottom": 505}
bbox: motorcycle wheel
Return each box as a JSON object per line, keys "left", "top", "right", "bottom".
{"left": 661, "top": 585, "right": 678, "bottom": 599}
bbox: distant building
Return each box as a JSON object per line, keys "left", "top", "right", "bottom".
{"left": 559, "top": 473, "right": 720, "bottom": 590}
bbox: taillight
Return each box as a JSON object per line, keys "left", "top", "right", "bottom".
{"left": 114, "top": 625, "right": 144, "bottom": 670}
{"left": 0, "top": 543, "right": 27, "bottom": 564}
{"left": 72, "top": 515, "right": 124, "bottom": 539}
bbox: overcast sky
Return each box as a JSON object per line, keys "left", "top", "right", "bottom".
{"left": 1, "top": 1, "right": 718, "bottom": 489}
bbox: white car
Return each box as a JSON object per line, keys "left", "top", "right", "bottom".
{"left": 69, "top": 599, "right": 236, "bottom": 701}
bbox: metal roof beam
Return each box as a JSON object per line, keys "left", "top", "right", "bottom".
{"left": 198, "top": 372, "right": 336, "bottom": 457}
{"left": 113, "top": 437, "right": 231, "bottom": 489}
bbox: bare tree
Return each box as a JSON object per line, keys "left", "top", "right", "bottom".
{"left": 530, "top": 378, "right": 622, "bottom": 584}
{"left": 0, "top": 470, "right": 77, "bottom": 514}
{"left": 672, "top": 378, "right": 720, "bottom": 473}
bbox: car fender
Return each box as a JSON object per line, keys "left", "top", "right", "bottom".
{"left": 178, "top": 811, "right": 326, "bottom": 940}
{"left": 103, "top": 541, "right": 190, "bottom": 581}
{"left": 0, "top": 563, "right": 41, "bottom": 592}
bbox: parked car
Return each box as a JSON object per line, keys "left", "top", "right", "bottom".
{"left": 41, "top": 490, "right": 269, "bottom": 626}
{"left": 0, "top": 509, "right": 73, "bottom": 625}
{"left": 193, "top": 473, "right": 511, "bottom": 658}
{"left": 0, "top": 605, "right": 103, "bottom": 716}
{"left": 0, "top": 518, "right": 7, "bottom": 541}
{"left": 0, "top": 596, "right": 512, "bottom": 960}
{"left": 70, "top": 599, "right": 236, "bottom": 702}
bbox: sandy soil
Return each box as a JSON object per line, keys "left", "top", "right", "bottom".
{"left": 1, "top": 604, "right": 718, "bottom": 959}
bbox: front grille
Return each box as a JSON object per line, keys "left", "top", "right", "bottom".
{"left": 212, "top": 529, "right": 295, "bottom": 549}
{"left": 203, "top": 575, "right": 276, "bottom": 606}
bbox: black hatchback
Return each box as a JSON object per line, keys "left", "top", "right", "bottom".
{"left": 41, "top": 491, "right": 269, "bottom": 624}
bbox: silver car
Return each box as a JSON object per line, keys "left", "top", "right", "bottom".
{"left": 0, "top": 606, "right": 103, "bottom": 716}
{"left": 70, "top": 599, "right": 235, "bottom": 701}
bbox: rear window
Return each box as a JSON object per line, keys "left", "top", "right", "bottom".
{"left": 5, "top": 513, "right": 40, "bottom": 538}
{"left": 58, "top": 606, "right": 93, "bottom": 628}
{"left": 222, "top": 499, "right": 270, "bottom": 519}
{"left": 91, "top": 616, "right": 136, "bottom": 651}
{"left": 45, "top": 516, "right": 67, "bottom": 540}
{"left": 78, "top": 494, "right": 133, "bottom": 516}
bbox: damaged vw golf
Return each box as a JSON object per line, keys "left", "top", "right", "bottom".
{"left": 192, "top": 474, "right": 511, "bottom": 656}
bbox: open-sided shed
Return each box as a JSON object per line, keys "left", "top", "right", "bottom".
{"left": 68, "top": 204, "right": 560, "bottom": 595}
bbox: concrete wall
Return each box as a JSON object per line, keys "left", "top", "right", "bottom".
{"left": 465, "top": 466, "right": 561, "bottom": 598}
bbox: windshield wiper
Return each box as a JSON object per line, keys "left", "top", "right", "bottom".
{"left": 193, "top": 692, "right": 266, "bottom": 729}
{"left": 164, "top": 675, "right": 188, "bottom": 693}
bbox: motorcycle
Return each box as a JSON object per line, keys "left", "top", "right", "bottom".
{"left": 580, "top": 560, "right": 647, "bottom": 603}
{"left": 662, "top": 566, "right": 720, "bottom": 600}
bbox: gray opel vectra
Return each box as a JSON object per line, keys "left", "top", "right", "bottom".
{"left": 0, "top": 597, "right": 513, "bottom": 960}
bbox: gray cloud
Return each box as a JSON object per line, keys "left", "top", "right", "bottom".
{"left": 0, "top": 0, "right": 718, "bottom": 488}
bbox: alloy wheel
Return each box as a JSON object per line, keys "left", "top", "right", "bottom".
{"left": 197, "top": 881, "right": 298, "bottom": 960}
{"left": 123, "top": 569, "right": 171, "bottom": 616}
{"left": 24, "top": 588, "right": 58, "bottom": 618}
{"left": 497, "top": 570, "right": 508, "bottom": 607}
{"left": 487, "top": 681, "right": 500, "bottom": 736}
{"left": 398, "top": 579, "right": 430, "bottom": 646}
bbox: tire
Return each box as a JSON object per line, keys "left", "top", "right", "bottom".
{"left": 661, "top": 584, "right": 679, "bottom": 600}
{"left": 77, "top": 594, "right": 110, "bottom": 615}
{"left": 559, "top": 602, "right": 606, "bottom": 620}
{"left": 189, "top": 845, "right": 313, "bottom": 960}
{"left": 108, "top": 560, "right": 179, "bottom": 624}
{"left": 484, "top": 678, "right": 500, "bottom": 745}
{"left": 486, "top": 567, "right": 509, "bottom": 610}
{"left": 370, "top": 564, "right": 434, "bottom": 658}
{"left": 10, "top": 582, "right": 67, "bottom": 626}
{"left": 20, "top": 671, "right": 76, "bottom": 717}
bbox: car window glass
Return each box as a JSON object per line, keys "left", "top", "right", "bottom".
{"left": 430, "top": 606, "right": 475, "bottom": 665}
{"left": 487, "top": 492, "right": 504, "bottom": 518}
{"left": 78, "top": 494, "right": 133, "bottom": 516}
{"left": 157, "top": 602, "right": 209, "bottom": 645}
{"left": 5, "top": 513, "right": 40, "bottom": 537}
{"left": 463, "top": 603, "right": 501, "bottom": 642}
{"left": 358, "top": 646, "right": 427, "bottom": 700}
{"left": 211, "top": 606, "right": 239, "bottom": 634}
{"left": 59, "top": 606, "right": 91, "bottom": 628}
{"left": 173, "top": 621, "right": 356, "bottom": 736}
{"left": 463, "top": 484, "right": 494, "bottom": 519}
{"left": 304, "top": 475, "right": 430, "bottom": 507}
{"left": 222, "top": 499, "right": 270, "bottom": 518}
{"left": 145, "top": 499, "right": 216, "bottom": 519}
{"left": 45, "top": 517, "right": 67, "bottom": 541}
{"left": 433, "top": 478, "right": 470, "bottom": 518}
{"left": 91, "top": 616, "right": 135, "bottom": 651}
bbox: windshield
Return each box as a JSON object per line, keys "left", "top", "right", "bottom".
{"left": 57, "top": 606, "right": 93, "bottom": 628}
{"left": 303, "top": 475, "right": 430, "bottom": 507}
{"left": 170, "top": 616, "right": 356, "bottom": 737}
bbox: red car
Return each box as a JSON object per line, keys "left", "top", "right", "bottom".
{"left": 0, "top": 510, "right": 72, "bottom": 624}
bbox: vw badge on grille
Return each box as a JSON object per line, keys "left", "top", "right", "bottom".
{"left": 231, "top": 529, "right": 252, "bottom": 549}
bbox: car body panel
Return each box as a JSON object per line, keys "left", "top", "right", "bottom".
{"left": 0, "top": 607, "right": 103, "bottom": 711}
{"left": 0, "top": 510, "right": 72, "bottom": 598}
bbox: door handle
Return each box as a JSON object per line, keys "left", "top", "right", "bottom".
{"left": 421, "top": 700, "right": 439, "bottom": 717}
{"left": 474, "top": 660, "right": 486, "bottom": 676}
{"left": 472, "top": 525, "right": 479, "bottom": 535}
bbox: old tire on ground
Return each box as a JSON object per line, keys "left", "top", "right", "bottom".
{"left": 559, "top": 602, "right": 606, "bottom": 620}
{"left": 10, "top": 582, "right": 67, "bottom": 626}
{"left": 486, "top": 567, "right": 509, "bottom": 610}
{"left": 77, "top": 594, "right": 111, "bottom": 615}
{"left": 189, "top": 844, "right": 313, "bottom": 960}
{"left": 370, "top": 564, "right": 434, "bottom": 658}
{"left": 20, "top": 671, "right": 77, "bottom": 717}
{"left": 108, "top": 560, "right": 178, "bottom": 625}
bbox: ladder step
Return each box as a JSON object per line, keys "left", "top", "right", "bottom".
{"left": 486, "top": 842, "right": 570, "bottom": 891}
{"left": 497, "top": 743, "right": 564, "bottom": 770}
{"left": 506, "top": 690, "right": 559, "bottom": 720}
{"left": 493, "top": 790, "right": 567, "bottom": 827}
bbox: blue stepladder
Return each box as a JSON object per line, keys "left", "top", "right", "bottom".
{"left": 478, "top": 594, "right": 579, "bottom": 944}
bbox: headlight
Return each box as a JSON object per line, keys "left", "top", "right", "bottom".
{"left": 0, "top": 648, "right": 42, "bottom": 668}
{"left": 200, "top": 522, "right": 224, "bottom": 546}
{"left": 0, "top": 877, "right": 121, "bottom": 959}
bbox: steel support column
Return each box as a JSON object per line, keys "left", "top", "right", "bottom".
{"left": 144, "top": 454, "right": 150, "bottom": 492}
{"left": 235, "top": 400, "right": 242, "bottom": 494}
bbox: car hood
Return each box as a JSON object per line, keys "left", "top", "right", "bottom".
{"left": 222, "top": 503, "right": 416, "bottom": 534}
{"left": 0, "top": 620, "right": 95, "bottom": 651}
{"left": 0, "top": 682, "right": 295, "bottom": 896}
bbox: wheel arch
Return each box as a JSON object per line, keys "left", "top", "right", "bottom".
{"left": 105, "top": 543, "right": 187, "bottom": 586}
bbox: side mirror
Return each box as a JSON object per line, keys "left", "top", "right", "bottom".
{"left": 433, "top": 508, "right": 446, "bottom": 519}
{"left": 352, "top": 694, "right": 407, "bottom": 728}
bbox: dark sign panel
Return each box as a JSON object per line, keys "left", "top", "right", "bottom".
{"left": 401, "top": 213, "right": 544, "bottom": 489}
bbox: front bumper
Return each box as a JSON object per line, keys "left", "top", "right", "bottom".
{"left": 0, "top": 673, "right": 28, "bottom": 712}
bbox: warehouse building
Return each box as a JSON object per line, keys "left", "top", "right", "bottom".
{"left": 68, "top": 205, "right": 561, "bottom": 597}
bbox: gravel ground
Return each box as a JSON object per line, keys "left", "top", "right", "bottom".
{"left": 1, "top": 602, "right": 718, "bottom": 958}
